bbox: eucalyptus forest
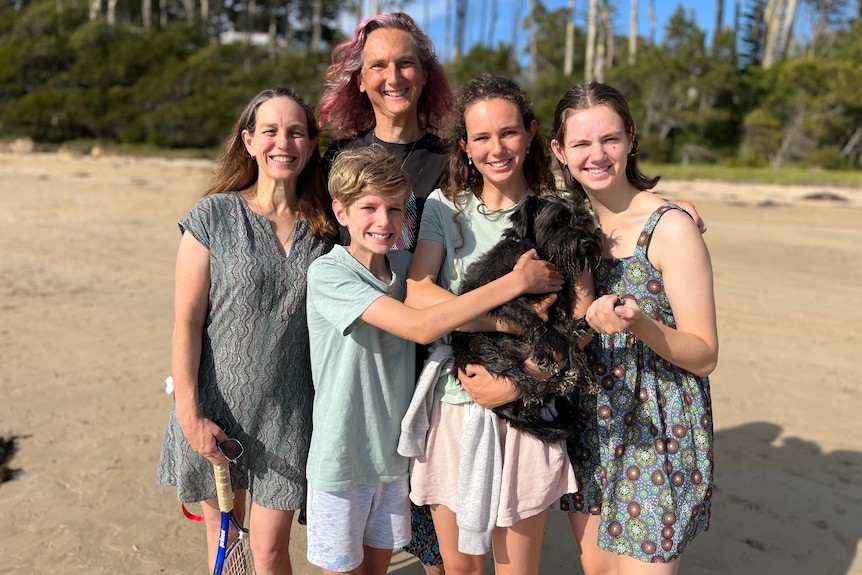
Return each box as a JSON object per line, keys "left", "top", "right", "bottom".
{"left": 1, "top": 0, "right": 861, "bottom": 169}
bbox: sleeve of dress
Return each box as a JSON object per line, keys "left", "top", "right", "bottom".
{"left": 178, "top": 195, "right": 215, "bottom": 249}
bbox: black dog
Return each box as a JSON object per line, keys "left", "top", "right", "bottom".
{"left": 452, "top": 192, "right": 602, "bottom": 443}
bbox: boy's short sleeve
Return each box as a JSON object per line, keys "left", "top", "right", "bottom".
{"left": 307, "top": 255, "right": 384, "bottom": 336}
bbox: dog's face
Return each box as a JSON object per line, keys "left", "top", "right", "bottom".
{"left": 508, "top": 194, "right": 600, "bottom": 277}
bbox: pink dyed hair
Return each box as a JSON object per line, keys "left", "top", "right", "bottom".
{"left": 318, "top": 12, "right": 454, "bottom": 139}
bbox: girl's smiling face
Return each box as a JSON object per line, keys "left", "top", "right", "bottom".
{"left": 551, "top": 104, "right": 633, "bottom": 195}
{"left": 460, "top": 97, "right": 536, "bottom": 196}
{"left": 242, "top": 97, "right": 316, "bottom": 184}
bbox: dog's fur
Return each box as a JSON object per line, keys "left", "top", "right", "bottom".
{"left": 452, "top": 192, "right": 602, "bottom": 443}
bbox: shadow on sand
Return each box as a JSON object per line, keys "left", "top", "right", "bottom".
{"left": 394, "top": 422, "right": 862, "bottom": 575}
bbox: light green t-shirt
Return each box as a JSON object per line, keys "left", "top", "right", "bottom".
{"left": 417, "top": 188, "right": 530, "bottom": 404}
{"left": 305, "top": 245, "right": 415, "bottom": 491}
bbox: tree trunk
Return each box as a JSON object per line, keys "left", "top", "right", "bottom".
{"left": 648, "top": 0, "right": 656, "bottom": 44}
{"left": 600, "top": 0, "right": 612, "bottom": 78}
{"left": 142, "top": 0, "right": 151, "bottom": 29}
{"left": 311, "top": 0, "right": 322, "bottom": 49}
{"left": 182, "top": 0, "right": 194, "bottom": 22}
{"left": 268, "top": 6, "right": 277, "bottom": 59}
{"left": 284, "top": 0, "right": 292, "bottom": 51}
{"left": 712, "top": 0, "right": 723, "bottom": 55}
{"left": 594, "top": 0, "right": 607, "bottom": 82}
{"left": 107, "top": 0, "right": 116, "bottom": 25}
{"left": 56, "top": 0, "right": 64, "bottom": 33}
{"left": 778, "top": 0, "right": 797, "bottom": 59}
{"left": 529, "top": 0, "right": 537, "bottom": 81}
{"left": 453, "top": 0, "right": 467, "bottom": 59}
{"left": 564, "top": 0, "right": 576, "bottom": 76}
{"left": 761, "top": 0, "right": 782, "bottom": 69}
{"left": 88, "top": 0, "right": 100, "bottom": 21}
{"left": 716, "top": 0, "right": 724, "bottom": 32}
{"left": 629, "top": 0, "right": 637, "bottom": 65}
{"left": 585, "top": 0, "right": 597, "bottom": 82}
{"left": 159, "top": 0, "right": 166, "bottom": 29}
{"left": 200, "top": 0, "right": 208, "bottom": 32}
{"left": 733, "top": 0, "right": 741, "bottom": 63}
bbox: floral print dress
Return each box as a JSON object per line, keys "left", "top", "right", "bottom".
{"left": 562, "top": 204, "right": 714, "bottom": 563}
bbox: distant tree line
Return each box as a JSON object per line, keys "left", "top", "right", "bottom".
{"left": 1, "top": 0, "right": 860, "bottom": 169}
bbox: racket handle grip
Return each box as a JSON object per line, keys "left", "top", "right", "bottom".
{"left": 213, "top": 463, "right": 234, "bottom": 513}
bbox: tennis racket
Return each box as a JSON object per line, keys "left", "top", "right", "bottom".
{"left": 212, "top": 461, "right": 255, "bottom": 575}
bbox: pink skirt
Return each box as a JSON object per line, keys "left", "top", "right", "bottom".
{"left": 409, "top": 399, "right": 578, "bottom": 527}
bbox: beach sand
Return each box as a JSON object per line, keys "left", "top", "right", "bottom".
{"left": 0, "top": 152, "right": 860, "bottom": 574}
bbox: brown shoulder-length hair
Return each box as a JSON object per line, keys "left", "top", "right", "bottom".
{"left": 205, "top": 87, "right": 335, "bottom": 239}
{"left": 552, "top": 81, "right": 659, "bottom": 195}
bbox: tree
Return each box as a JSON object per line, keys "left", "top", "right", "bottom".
{"left": 804, "top": 0, "right": 851, "bottom": 57}
{"left": 528, "top": 0, "right": 537, "bottom": 81}
{"left": 629, "top": 0, "right": 637, "bottom": 66}
{"left": 584, "top": 0, "right": 596, "bottom": 81}
{"left": 453, "top": 0, "right": 467, "bottom": 59}
{"left": 564, "top": 0, "right": 576, "bottom": 76}
{"left": 740, "top": 0, "right": 767, "bottom": 66}
{"left": 762, "top": 0, "right": 798, "bottom": 68}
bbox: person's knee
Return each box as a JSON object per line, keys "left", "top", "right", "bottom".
{"left": 578, "top": 549, "right": 616, "bottom": 575}
{"left": 250, "top": 533, "right": 291, "bottom": 569}
{"left": 439, "top": 552, "right": 484, "bottom": 575}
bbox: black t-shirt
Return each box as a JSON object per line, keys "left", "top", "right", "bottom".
{"left": 323, "top": 131, "right": 448, "bottom": 252}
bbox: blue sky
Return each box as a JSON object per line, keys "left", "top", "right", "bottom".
{"left": 357, "top": 1, "right": 736, "bottom": 61}
{"left": 346, "top": 1, "right": 845, "bottom": 63}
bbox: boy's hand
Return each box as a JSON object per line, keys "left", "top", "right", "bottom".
{"left": 513, "top": 249, "right": 563, "bottom": 294}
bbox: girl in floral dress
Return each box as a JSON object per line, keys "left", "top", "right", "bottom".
{"left": 550, "top": 82, "right": 718, "bottom": 574}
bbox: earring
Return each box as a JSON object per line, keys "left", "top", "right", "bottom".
{"left": 526, "top": 144, "right": 531, "bottom": 155}
{"left": 467, "top": 156, "right": 473, "bottom": 166}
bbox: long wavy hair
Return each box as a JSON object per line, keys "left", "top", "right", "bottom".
{"left": 552, "top": 82, "right": 659, "bottom": 195}
{"left": 318, "top": 12, "right": 453, "bottom": 139}
{"left": 442, "top": 76, "right": 557, "bottom": 253}
{"left": 205, "top": 87, "right": 335, "bottom": 239}
{"left": 443, "top": 75, "right": 556, "bottom": 202}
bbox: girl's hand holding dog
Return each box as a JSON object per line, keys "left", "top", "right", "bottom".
{"left": 512, "top": 248, "right": 564, "bottom": 294}
{"left": 586, "top": 294, "right": 644, "bottom": 335}
{"left": 459, "top": 364, "right": 521, "bottom": 408}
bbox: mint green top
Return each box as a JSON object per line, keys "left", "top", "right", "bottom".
{"left": 305, "top": 245, "right": 415, "bottom": 491}
{"left": 417, "top": 188, "right": 529, "bottom": 404}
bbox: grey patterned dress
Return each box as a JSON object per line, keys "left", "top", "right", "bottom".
{"left": 157, "top": 192, "right": 332, "bottom": 509}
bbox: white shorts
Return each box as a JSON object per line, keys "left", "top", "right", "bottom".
{"left": 306, "top": 480, "right": 411, "bottom": 572}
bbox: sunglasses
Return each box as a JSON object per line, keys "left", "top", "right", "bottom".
{"left": 217, "top": 437, "right": 244, "bottom": 463}
{"left": 213, "top": 419, "right": 244, "bottom": 463}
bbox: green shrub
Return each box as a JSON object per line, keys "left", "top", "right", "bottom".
{"left": 804, "top": 146, "right": 849, "bottom": 170}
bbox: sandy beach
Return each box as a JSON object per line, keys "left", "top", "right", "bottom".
{"left": 0, "top": 152, "right": 860, "bottom": 575}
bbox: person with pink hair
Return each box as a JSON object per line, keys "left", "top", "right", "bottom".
{"left": 318, "top": 12, "right": 456, "bottom": 575}
{"left": 319, "top": 11, "right": 454, "bottom": 253}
